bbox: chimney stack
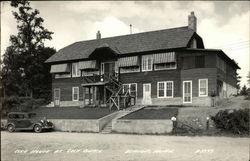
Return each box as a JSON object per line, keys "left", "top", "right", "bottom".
{"left": 188, "top": 11, "right": 197, "bottom": 32}
{"left": 130, "top": 24, "right": 132, "bottom": 34}
{"left": 96, "top": 30, "right": 101, "bottom": 39}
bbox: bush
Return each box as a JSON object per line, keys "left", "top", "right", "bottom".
{"left": 1, "top": 96, "right": 47, "bottom": 116}
{"left": 211, "top": 108, "right": 249, "bottom": 135}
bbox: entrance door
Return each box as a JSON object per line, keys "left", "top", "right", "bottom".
{"left": 101, "top": 62, "right": 115, "bottom": 77}
{"left": 142, "top": 83, "right": 152, "bottom": 105}
{"left": 183, "top": 81, "right": 192, "bottom": 103}
{"left": 54, "top": 88, "right": 60, "bottom": 107}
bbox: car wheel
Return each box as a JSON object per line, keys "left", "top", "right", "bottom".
{"left": 34, "top": 124, "right": 42, "bottom": 133}
{"left": 7, "top": 124, "right": 15, "bottom": 132}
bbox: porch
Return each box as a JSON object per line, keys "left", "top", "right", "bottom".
{"left": 81, "top": 74, "right": 136, "bottom": 110}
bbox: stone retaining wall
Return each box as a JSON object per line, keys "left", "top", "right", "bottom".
{"left": 112, "top": 119, "right": 173, "bottom": 134}
{"left": 50, "top": 119, "right": 99, "bottom": 132}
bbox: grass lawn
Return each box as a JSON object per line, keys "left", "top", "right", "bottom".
{"left": 120, "top": 106, "right": 178, "bottom": 119}
{"left": 32, "top": 106, "right": 113, "bottom": 119}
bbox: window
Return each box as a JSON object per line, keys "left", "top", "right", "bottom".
{"left": 195, "top": 56, "right": 205, "bottom": 68}
{"left": 72, "top": 63, "right": 80, "bottom": 77}
{"left": 142, "top": 55, "right": 153, "bottom": 71}
{"left": 182, "top": 56, "right": 195, "bottom": 69}
{"left": 72, "top": 87, "right": 79, "bottom": 101}
{"left": 120, "top": 66, "right": 140, "bottom": 73}
{"left": 158, "top": 82, "right": 165, "bottom": 97}
{"left": 191, "top": 39, "right": 197, "bottom": 48}
{"left": 123, "top": 83, "right": 137, "bottom": 96}
{"left": 154, "top": 62, "right": 176, "bottom": 70}
{"left": 199, "top": 79, "right": 208, "bottom": 97}
{"left": 183, "top": 81, "right": 192, "bottom": 103}
{"left": 54, "top": 88, "right": 60, "bottom": 99}
{"left": 122, "top": 83, "right": 137, "bottom": 104}
{"left": 216, "top": 57, "right": 226, "bottom": 73}
{"left": 157, "top": 81, "right": 174, "bottom": 98}
{"left": 55, "top": 73, "right": 71, "bottom": 79}
{"left": 84, "top": 87, "right": 93, "bottom": 105}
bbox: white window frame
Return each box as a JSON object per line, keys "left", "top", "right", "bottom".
{"left": 72, "top": 87, "right": 79, "bottom": 101}
{"left": 72, "top": 62, "right": 80, "bottom": 77}
{"left": 122, "top": 83, "right": 137, "bottom": 98}
{"left": 157, "top": 82, "right": 165, "bottom": 98}
{"left": 199, "top": 79, "right": 208, "bottom": 97}
{"left": 142, "top": 55, "right": 153, "bottom": 72}
{"left": 157, "top": 81, "right": 174, "bottom": 98}
{"left": 183, "top": 80, "right": 192, "bottom": 103}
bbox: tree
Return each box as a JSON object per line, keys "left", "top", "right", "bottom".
{"left": 1, "top": 0, "right": 55, "bottom": 99}
{"left": 240, "top": 85, "right": 248, "bottom": 95}
{"left": 236, "top": 72, "right": 241, "bottom": 94}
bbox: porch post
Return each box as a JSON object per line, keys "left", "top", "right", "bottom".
{"left": 104, "top": 86, "right": 106, "bottom": 104}
{"left": 88, "top": 87, "right": 91, "bottom": 104}
{"left": 93, "top": 86, "right": 96, "bottom": 105}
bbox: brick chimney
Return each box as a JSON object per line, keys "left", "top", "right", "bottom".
{"left": 188, "top": 11, "right": 197, "bottom": 32}
{"left": 96, "top": 30, "right": 101, "bottom": 39}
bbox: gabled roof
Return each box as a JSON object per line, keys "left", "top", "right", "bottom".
{"left": 45, "top": 26, "right": 202, "bottom": 63}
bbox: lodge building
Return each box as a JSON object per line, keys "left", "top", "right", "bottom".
{"left": 45, "top": 12, "right": 240, "bottom": 108}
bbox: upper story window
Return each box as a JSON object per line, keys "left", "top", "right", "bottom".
{"left": 117, "top": 56, "right": 140, "bottom": 73}
{"left": 195, "top": 56, "right": 205, "bottom": 68}
{"left": 120, "top": 66, "right": 140, "bottom": 73}
{"left": 153, "top": 52, "right": 176, "bottom": 71}
{"left": 55, "top": 73, "right": 71, "bottom": 79}
{"left": 157, "top": 81, "right": 174, "bottom": 98}
{"left": 182, "top": 55, "right": 205, "bottom": 69}
{"left": 142, "top": 55, "right": 153, "bottom": 71}
{"left": 216, "top": 57, "right": 226, "bottom": 73}
{"left": 199, "top": 79, "right": 208, "bottom": 97}
{"left": 72, "top": 62, "right": 80, "bottom": 77}
{"left": 154, "top": 62, "right": 176, "bottom": 70}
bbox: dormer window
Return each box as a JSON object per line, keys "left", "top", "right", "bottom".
{"left": 190, "top": 38, "right": 197, "bottom": 48}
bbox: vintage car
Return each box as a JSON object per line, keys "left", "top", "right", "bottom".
{"left": 7, "top": 112, "right": 54, "bottom": 133}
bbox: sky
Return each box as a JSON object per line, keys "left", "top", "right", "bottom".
{"left": 1, "top": 1, "right": 250, "bottom": 87}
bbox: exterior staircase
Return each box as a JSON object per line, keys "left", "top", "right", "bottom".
{"left": 104, "top": 74, "right": 135, "bottom": 111}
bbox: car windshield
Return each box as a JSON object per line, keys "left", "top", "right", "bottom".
{"left": 28, "top": 113, "right": 37, "bottom": 118}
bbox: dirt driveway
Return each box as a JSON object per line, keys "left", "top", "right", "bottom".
{"left": 1, "top": 131, "right": 249, "bottom": 161}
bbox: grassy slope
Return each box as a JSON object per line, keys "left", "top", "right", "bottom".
{"left": 32, "top": 107, "right": 113, "bottom": 119}
{"left": 120, "top": 107, "right": 178, "bottom": 119}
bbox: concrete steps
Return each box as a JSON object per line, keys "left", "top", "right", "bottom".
{"left": 100, "top": 122, "right": 112, "bottom": 134}
{"left": 100, "top": 105, "right": 145, "bottom": 134}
